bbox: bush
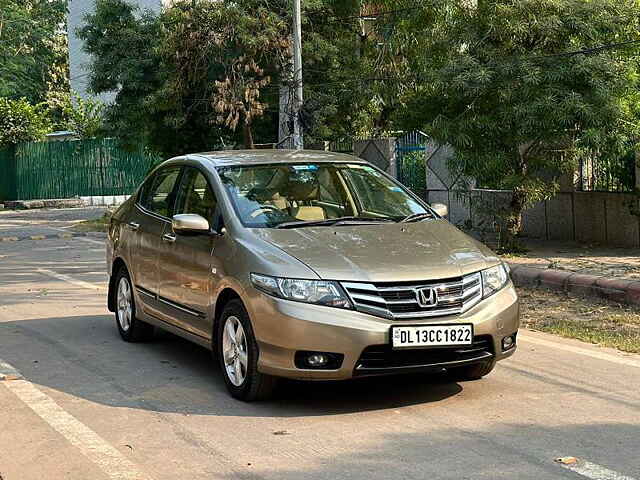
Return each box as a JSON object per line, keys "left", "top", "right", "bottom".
{"left": 0, "top": 98, "right": 51, "bottom": 147}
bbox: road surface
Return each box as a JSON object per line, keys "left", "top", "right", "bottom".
{"left": 0, "top": 221, "right": 638, "bottom": 480}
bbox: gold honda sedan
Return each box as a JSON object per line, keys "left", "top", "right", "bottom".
{"left": 106, "top": 150, "right": 519, "bottom": 401}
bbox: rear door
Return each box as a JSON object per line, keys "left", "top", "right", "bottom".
{"left": 156, "top": 167, "right": 220, "bottom": 340}
{"left": 130, "top": 165, "right": 183, "bottom": 317}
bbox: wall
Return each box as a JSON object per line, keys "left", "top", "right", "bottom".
{"left": 354, "top": 138, "right": 397, "bottom": 176}
{"left": 422, "top": 138, "right": 640, "bottom": 247}
{"left": 429, "top": 188, "right": 640, "bottom": 248}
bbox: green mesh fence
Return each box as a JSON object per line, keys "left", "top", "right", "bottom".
{"left": 0, "top": 139, "right": 161, "bottom": 201}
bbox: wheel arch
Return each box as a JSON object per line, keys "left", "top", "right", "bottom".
{"left": 213, "top": 288, "right": 243, "bottom": 328}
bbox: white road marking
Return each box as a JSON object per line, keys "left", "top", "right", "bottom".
{"left": 557, "top": 458, "right": 638, "bottom": 480}
{"left": 519, "top": 332, "right": 640, "bottom": 369}
{"left": 43, "top": 225, "right": 74, "bottom": 233}
{"left": 1, "top": 359, "right": 153, "bottom": 480}
{"left": 77, "top": 236, "right": 106, "bottom": 246}
{"left": 0, "top": 360, "right": 23, "bottom": 380}
{"left": 37, "top": 268, "right": 106, "bottom": 291}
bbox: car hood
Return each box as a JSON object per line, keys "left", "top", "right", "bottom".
{"left": 251, "top": 220, "right": 500, "bottom": 282}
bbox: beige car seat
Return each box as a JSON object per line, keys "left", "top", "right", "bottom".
{"left": 286, "top": 182, "right": 326, "bottom": 221}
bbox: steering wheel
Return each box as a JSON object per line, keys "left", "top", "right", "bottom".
{"left": 249, "top": 204, "right": 282, "bottom": 218}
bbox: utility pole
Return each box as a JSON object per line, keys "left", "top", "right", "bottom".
{"left": 292, "top": 0, "right": 304, "bottom": 149}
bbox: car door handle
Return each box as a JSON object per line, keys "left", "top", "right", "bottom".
{"left": 127, "top": 222, "right": 140, "bottom": 231}
{"left": 162, "top": 233, "right": 177, "bottom": 243}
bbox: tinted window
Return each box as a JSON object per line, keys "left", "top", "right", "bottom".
{"left": 142, "top": 167, "right": 182, "bottom": 217}
{"left": 175, "top": 168, "right": 218, "bottom": 221}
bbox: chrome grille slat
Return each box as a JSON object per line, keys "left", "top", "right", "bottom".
{"left": 342, "top": 272, "right": 483, "bottom": 320}
{"left": 385, "top": 298, "right": 419, "bottom": 305}
{"left": 348, "top": 292, "right": 388, "bottom": 305}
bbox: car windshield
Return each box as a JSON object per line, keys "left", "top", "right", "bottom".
{"left": 217, "top": 163, "right": 431, "bottom": 228}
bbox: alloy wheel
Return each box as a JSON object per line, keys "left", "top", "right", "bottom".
{"left": 222, "top": 315, "right": 248, "bottom": 386}
{"left": 117, "top": 277, "right": 133, "bottom": 332}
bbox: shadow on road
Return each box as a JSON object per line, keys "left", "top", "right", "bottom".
{"left": 0, "top": 314, "right": 463, "bottom": 417}
{"left": 217, "top": 422, "right": 640, "bottom": 480}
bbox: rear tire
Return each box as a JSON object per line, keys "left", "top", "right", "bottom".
{"left": 448, "top": 361, "right": 495, "bottom": 381}
{"left": 217, "top": 299, "right": 277, "bottom": 401}
{"left": 114, "top": 267, "right": 154, "bottom": 342}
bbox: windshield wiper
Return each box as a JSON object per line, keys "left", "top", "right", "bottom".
{"left": 399, "top": 212, "right": 435, "bottom": 223}
{"left": 275, "top": 216, "right": 394, "bottom": 229}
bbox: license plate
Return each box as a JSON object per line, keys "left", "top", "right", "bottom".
{"left": 391, "top": 324, "right": 473, "bottom": 349}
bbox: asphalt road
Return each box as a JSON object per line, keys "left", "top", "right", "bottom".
{"left": 1, "top": 225, "right": 639, "bottom": 480}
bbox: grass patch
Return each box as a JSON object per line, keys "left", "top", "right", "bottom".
{"left": 71, "top": 212, "right": 111, "bottom": 233}
{"left": 518, "top": 287, "right": 640, "bottom": 354}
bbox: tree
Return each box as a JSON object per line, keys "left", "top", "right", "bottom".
{"left": 60, "top": 93, "right": 105, "bottom": 139}
{"left": 78, "top": 0, "right": 180, "bottom": 154}
{"left": 376, "top": 0, "right": 640, "bottom": 248}
{"left": 0, "top": 98, "right": 51, "bottom": 147}
{"left": 0, "top": 0, "right": 69, "bottom": 103}
{"left": 163, "top": 1, "right": 289, "bottom": 149}
{"left": 78, "top": 0, "right": 378, "bottom": 155}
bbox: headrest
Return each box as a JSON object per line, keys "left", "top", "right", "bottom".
{"left": 286, "top": 181, "right": 318, "bottom": 201}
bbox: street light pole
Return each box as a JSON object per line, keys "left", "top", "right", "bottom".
{"left": 292, "top": 0, "right": 304, "bottom": 150}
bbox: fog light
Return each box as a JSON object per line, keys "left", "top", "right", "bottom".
{"left": 502, "top": 335, "right": 516, "bottom": 351}
{"left": 294, "top": 351, "right": 344, "bottom": 370}
{"left": 307, "top": 353, "right": 329, "bottom": 367}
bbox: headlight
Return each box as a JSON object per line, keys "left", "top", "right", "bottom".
{"left": 481, "top": 263, "right": 510, "bottom": 298}
{"left": 250, "top": 273, "right": 352, "bottom": 309}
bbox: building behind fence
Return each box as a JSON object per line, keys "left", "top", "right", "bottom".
{"left": 0, "top": 138, "right": 161, "bottom": 202}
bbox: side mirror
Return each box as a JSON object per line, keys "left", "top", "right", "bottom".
{"left": 172, "top": 214, "right": 211, "bottom": 235}
{"left": 431, "top": 203, "right": 448, "bottom": 218}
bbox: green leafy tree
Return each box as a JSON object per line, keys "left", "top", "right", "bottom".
{"left": 78, "top": 0, "right": 179, "bottom": 154}
{"left": 0, "top": 0, "right": 69, "bottom": 103}
{"left": 376, "top": 0, "right": 640, "bottom": 248}
{"left": 0, "top": 98, "right": 51, "bottom": 147}
{"left": 78, "top": 0, "right": 378, "bottom": 154}
{"left": 162, "top": 1, "right": 289, "bottom": 149}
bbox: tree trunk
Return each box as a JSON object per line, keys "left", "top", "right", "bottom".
{"left": 500, "top": 189, "right": 526, "bottom": 251}
{"left": 243, "top": 123, "right": 254, "bottom": 149}
{"left": 501, "top": 146, "right": 530, "bottom": 251}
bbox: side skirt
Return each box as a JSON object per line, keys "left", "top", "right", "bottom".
{"left": 139, "top": 309, "right": 213, "bottom": 351}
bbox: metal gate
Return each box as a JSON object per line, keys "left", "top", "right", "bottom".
{"left": 395, "top": 130, "right": 428, "bottom": 199}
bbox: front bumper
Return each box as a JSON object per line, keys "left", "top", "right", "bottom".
{"left": 244, "top": 283, "right": 520, "bottom": 380}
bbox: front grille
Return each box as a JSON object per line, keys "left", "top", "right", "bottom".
{"left": 342, "top": 273, "right": 482, "bottom": 320}
{"left": 354, "top": 335, "right": 494, "bottom": 375}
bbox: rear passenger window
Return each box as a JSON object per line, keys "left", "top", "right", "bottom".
{"left": 141, "top": 167, "right": 182, "bottom": 217}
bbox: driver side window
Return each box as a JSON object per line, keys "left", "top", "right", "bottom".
{"left": 175, "top": 168, "right": 218, "bottom": 221}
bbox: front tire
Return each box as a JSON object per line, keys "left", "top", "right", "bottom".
{"left": 217, "top": 299, "right": 277, "bottom": 401}
{"left": 114, "top": 267, "right": 154, "bottom": 342}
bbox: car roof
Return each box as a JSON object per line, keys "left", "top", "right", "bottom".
{"left": 187, "top": 149, "right": 366, "bottom": 167}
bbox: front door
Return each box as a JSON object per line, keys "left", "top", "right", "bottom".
{"left": 131, "top": 166, "right": 183, "bottom": 318}
{"left": 156, "top": 167, "right": 220, "bottom": 340}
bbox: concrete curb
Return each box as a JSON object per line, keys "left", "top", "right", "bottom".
{"left": 0, "top": 232, "right": 106, "bottom": 243}
{"left": 3, "top": 198, "right": 86, "bottom": 210}
{"left": 509, "top": 263, "right": 640, "bottom": 307}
